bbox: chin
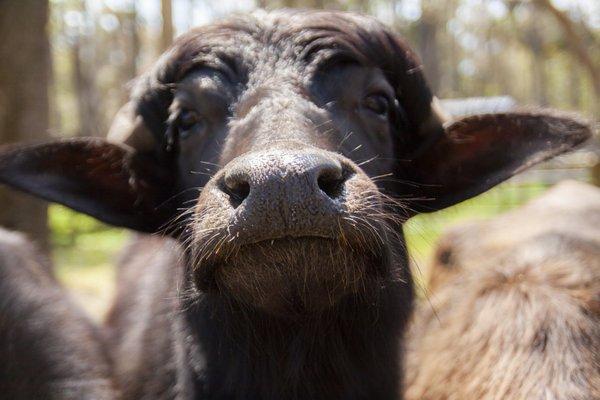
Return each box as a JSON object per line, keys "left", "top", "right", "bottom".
{"left": 193, "top": 235, "right": 391, "bottom": 317}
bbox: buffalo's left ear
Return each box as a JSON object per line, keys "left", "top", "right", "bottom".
{"left": 402, "top": 110, "right": 592, "bottom": 214}
{"left": 0, "top": 138, "right": 176, "bottom": 232}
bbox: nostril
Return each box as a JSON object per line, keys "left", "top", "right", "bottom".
{"left": 223, "top": 176, "right": 250, "bottom": 207}
{"left": 317, "top": 166, "right": 346, "bottom": 199}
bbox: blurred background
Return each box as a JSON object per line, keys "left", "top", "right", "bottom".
{"left": 0, "top": 0, "right": 598, "bottom": 319}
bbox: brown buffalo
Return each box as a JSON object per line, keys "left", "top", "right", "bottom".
{"left": 405, "top": 181, "right": 600, "bottom": 400}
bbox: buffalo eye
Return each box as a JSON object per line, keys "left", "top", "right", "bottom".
{"left": 362, "top": 93, "right": 390, "bottom": 117}
{"left": 177, "top": 110, "right": 205, "bottom": 139}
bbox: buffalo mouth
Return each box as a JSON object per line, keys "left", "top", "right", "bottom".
{"left": 190, "top": 228, "right": 392, "bottom": 317}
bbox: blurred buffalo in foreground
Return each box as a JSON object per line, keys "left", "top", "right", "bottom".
{"left": 406, "top": 181, "right": 600, "bottom": 400}
{"left": 0, "top": 228, "right": 116, "bottom": 399}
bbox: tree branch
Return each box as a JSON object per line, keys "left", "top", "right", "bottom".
{"left": 534, "top": 0, "right": 600, "bottom": 96}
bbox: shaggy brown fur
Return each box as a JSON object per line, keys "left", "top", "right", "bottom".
{"left": 405, "top": 181, "right": 600, "bottom": 400}
{"left": 0, "top": 228, "right": 117, "bottom": 399}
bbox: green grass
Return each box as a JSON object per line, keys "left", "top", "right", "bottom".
{"left": 50, "top": 182, "right": 550, "bottom": 318}
{"left": 50, "top": 205, "right": 127, "bottom": 319}
{"left": 403, "top": 182, "right": 548, "bottom": 292}
{"left": 404, "top": 182, "right": 548, "bottom": 265}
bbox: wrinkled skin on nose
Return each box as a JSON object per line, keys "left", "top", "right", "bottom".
{"left": 220, "top": 146, "right": 353, "bottom": 242}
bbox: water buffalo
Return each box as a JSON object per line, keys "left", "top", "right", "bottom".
{"left": 0, "top": 10, "right": 591, "bottom": 400}
{"left": 405, "top": 181, "right": 600, "bottom": 400}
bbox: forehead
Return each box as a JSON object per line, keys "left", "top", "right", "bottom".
{"left": 173, "top": 62, "right": 391, "bottom": 104}
{"left": 133, "top": 10, "right": 436, "bottom": 146}
{"left": 168, "top": 11, "right": 400, "bottom": 88}
{"left": 171, "top": 15, "right": 404, "bottom": 108}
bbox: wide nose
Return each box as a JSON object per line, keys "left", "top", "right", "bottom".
{"left": 218, "top": 147, "right": 352, "bottom": 239}
{"left": 223, "top": 149, "right": 347, "bottom": 206}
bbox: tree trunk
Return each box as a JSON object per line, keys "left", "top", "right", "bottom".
{"left": 448, "top": 30, "right": 460, "bottom": 95}
{"left": 524, "top": 22, "right": 549, "bottom": 106}
{"left": 160, "top": 0, "right": 174, "bottom": 51}
{"left": 417, "top": 4, "right": 441, "bottom": 93}
{"left": 0, "top": 0, "right": 50, "bottom": 248}
{"left": 535, "top": 0, "right": 600, "bottom": 98}
{"left": 71, "top": 35, "right": 104, "bottom": 137}
{"left": 117, "top": 4, "right": 140, "bottom": 102}
{"left": 568, "top": 59, "right": 581, "bottom": 109}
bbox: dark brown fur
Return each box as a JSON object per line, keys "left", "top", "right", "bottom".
{"left": 0, "top": 228, "right": 117, "bottom": 399}
{"left": 405, "top": 181, "right": 600, "bottom": 400}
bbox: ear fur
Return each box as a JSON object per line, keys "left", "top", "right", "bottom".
{"left": 402, "top": 110, "right": 592, "bottom": 213}
{"left": 0, "top": 138, "right": 175, "bottom": 232}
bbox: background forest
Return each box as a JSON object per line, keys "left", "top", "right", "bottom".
{"left": 0, "top": 0, "right": 598, "bottom": 318}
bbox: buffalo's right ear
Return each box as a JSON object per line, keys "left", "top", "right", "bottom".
{"left": 0, "top": 138, "right": 175, "bottom": 232}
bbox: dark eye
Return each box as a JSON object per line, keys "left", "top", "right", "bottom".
{"left": 177, "top": 110, "right": 204, "bottom": 138}
{"left": 363, "top": 94, "right": 390, "bottom": 117}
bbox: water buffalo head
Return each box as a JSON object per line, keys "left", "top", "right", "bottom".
{"left": 0, "top": 10, "right": 590, "bottom": 317}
